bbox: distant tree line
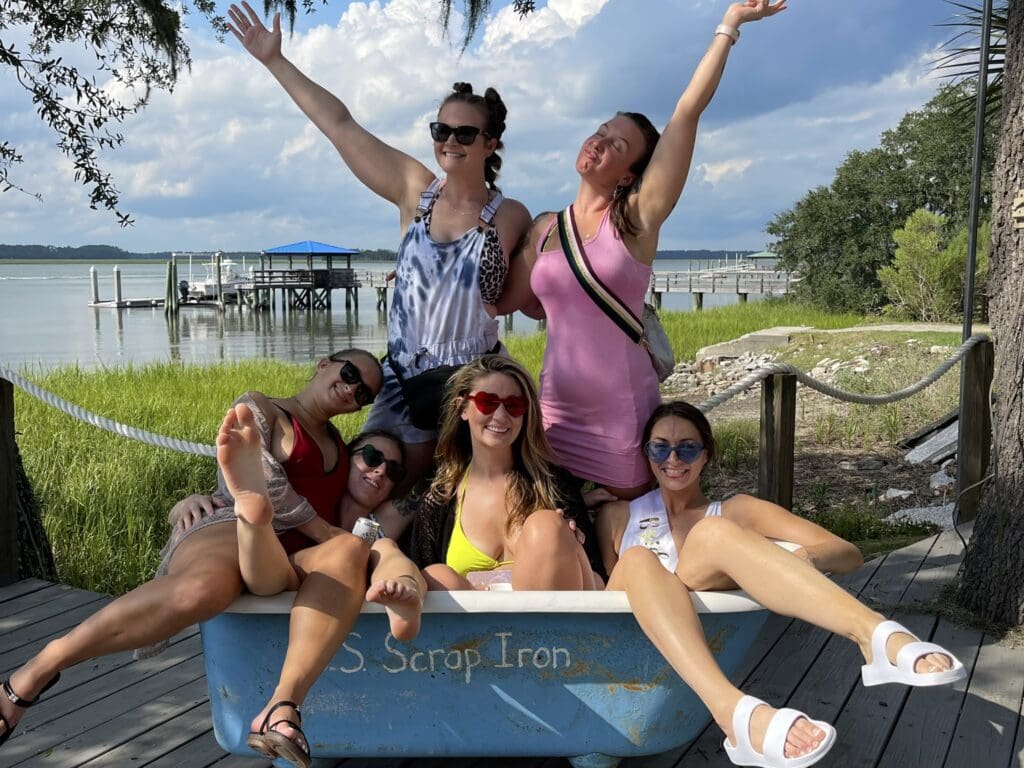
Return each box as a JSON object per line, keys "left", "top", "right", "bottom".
{"left": 768, "top": 82, "right": 997, "bottom": 317}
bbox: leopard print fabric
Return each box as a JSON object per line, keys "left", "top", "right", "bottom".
{"left": 424, "top": 209, "right": 507, "bottom": 305}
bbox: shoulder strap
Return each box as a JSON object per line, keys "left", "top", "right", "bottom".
{"left": 416, "top": 178, "right": 444, "bottom": 216}
{"left": 557, "top": 205, "right": 643, "bottom": 343}
{"left": 479, "top": 191, "right": 504, "bottom": 225}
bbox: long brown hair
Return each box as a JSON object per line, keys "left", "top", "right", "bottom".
{"left": 610, "top": 111, "right": 660, "bottom": 239}
{"left": 428, "top": 355, "right": 562, "bottom": 535}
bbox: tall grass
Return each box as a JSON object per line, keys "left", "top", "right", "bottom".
{"left": 14, "top": 299, "right": 865, "bottom": 594}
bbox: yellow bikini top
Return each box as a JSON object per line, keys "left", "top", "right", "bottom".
{"left": 445, "top": 469, "right": 514, "bottom": 578}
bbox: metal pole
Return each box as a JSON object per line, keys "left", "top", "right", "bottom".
{"left": 961, "top": 0, "right": 993, "bottom": 340}
{"left": 957, "top": 0, "right": 993, "bottom": 519}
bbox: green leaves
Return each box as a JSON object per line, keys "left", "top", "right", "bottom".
{"left": 769, "top": 83, "right": 996, "bottom": 314}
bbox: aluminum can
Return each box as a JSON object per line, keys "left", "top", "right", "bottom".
{"left": 352, "top": 516, "right": 382, "bottom": 544}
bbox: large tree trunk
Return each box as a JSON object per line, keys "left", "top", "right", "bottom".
{"left": 955, "top": 0, "right": 1024, "bottom": 626}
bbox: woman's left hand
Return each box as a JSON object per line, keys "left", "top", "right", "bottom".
{"left": 556, "top": 508, "right": 586, "bottom": 546}
{"left": 723, "top": 0, "right": 787, "bottom": 27}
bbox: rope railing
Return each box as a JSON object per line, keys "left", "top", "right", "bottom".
{"left": 696, "top": 333, "right": 991, "bottom": 413}
{"left": 0, "top": 333, "right": 992, "bottom": 457}
{"left": 0, "top": 365, "right": 216, "bottom": 458}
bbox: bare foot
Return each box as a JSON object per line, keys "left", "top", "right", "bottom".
{"left": 726, "top": 702, "right": 827, "bottom": 760}
{"left": 886, "top": 631, "right": 955, "bottom": 674}
{"left": 366, "top": 576, "right": 422, "bottom": 642}
{"left": 217, "top": 404, "right": 271, "bottom": 526}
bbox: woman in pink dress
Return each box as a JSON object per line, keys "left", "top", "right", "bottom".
{"left": 499, "top": 0, "right": 786, "bottom": 499}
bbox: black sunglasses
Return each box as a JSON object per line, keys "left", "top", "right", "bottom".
{"left": 352, "top": 444, "right": 407, "bottom": 483}
{"left": 329, "top": 356, "right": 374, "bottom": 407}
{"left": 429, "top": 121, "right": 488, "bottom": 145}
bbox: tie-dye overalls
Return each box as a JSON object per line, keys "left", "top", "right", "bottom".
{"left": 362, "top": 179, "right": 505, "bottom": 443}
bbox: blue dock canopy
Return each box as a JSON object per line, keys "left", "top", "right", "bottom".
{"left": 263, "top": 240, "right": 360, "bottom": 255}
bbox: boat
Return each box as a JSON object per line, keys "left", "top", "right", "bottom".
{"left": 180, "top": 253, "right": 248, "bottom": 302}
{"left": 201, "top": 587, "right": 772, "bottom": 767}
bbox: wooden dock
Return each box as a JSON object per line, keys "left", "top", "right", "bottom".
{"left": 2, "top": 527, "right": 1018, "bottom": 767}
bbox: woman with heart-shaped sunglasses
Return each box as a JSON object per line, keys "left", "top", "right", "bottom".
{"left": 409, "top": 355, "right": 599, "bottom": 592}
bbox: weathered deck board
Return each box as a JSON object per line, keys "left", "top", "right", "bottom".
{"left": 943, "top": 634, "right": 1024, "bottom": 767}
{"left": 0, "top": 528, "right": 1019, "bottom": 768}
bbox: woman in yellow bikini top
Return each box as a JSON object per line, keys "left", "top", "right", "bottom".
{"left": 418, "top": 355, "right": 598, "bottom": 591}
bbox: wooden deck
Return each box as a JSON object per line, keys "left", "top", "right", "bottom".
{"left": 2, "top": 527, "right": 1021, "bottom": 768}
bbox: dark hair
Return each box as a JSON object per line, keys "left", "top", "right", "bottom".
{"left": 349, "top": 429, "right": 406, "bottom": 464}
{"left": 611, "top": 111, "right": 661, "bottom": 239}
{"left": 441, "top": 82, "right": 508, "bottom": 190}
{"left": 641, "top": 400, "right": 717, "bottom": 466}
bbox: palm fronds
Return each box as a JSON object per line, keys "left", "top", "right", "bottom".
{"left": 934, "top": 0, "right": 1007, "bottom": 117}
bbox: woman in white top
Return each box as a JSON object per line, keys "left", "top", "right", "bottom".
{"left": 597, "top": 401, "right": 966, "bottom": 768}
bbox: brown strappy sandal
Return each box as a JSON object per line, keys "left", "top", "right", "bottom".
{"left": 1, "top": 673, "right": 61, "bottom": 748}
{"left": 245, "top": 699, "right": 311, "bottom": 768}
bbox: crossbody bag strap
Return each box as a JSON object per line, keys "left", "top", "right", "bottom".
{"left": 557, "top": 205, "right": 644, "bottom": 343}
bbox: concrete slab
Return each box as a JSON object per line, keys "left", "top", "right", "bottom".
{"left": 695, "top": 326, "right": 812, "bottom": 361}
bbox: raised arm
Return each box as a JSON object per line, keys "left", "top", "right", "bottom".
{"left": 723, "top": 493, "right": 864, "bottom": 575}
{"left": 634, "top": 0, "right": 786, "bottom": 234}
{"left": 227, "top": 2, "right": 434, "bottom": 213}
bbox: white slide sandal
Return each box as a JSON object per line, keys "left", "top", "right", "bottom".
{"left": 861, "top": 620, "right": 967, "bottom": 687}
{"left": 723, "top": 694, "right": 836, "bottom": 768}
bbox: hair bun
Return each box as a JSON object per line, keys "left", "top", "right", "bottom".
{"left": 452, "top": 82, "right": 474, "bottom": 95}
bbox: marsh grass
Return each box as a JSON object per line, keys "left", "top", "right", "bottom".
{"left": 786, "top": 332, "right": 962, "bottom": 450}
{"left": 14, "top": 359, "right": 371, "bottom": 594}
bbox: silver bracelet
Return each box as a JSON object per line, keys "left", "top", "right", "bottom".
{"left": 714, "top": 24, "right": 740, "bottom": 45}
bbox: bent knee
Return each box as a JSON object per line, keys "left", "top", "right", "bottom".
{"left": 168, "top": 571, "right": 242, "bottom": 619}
{"left": 302, "top": 532, "right": 370, "bottom": 571}
{"left": 613, "top": 546, "right": 665, "bottom": 579}
{"left": 684, "top": 515, "right": 741, "bottom": 550}
{"left": 519, "top": 509, "right": 574, "bottom": 548}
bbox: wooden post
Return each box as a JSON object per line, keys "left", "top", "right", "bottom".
{"left": 1, "top": 378, "right": 20, "bottom": 585}
{"left": 113, "top": 265, "right": 122, "bottom": 305}
{"left": 693, "top": 292, "right": 704, "bottom": 311}
{"left": 738, "top": 293, "right": 748, "bottom": 303}
{"left": 90, "top": 266, "right": 99, "bottom": 304}
{"left": 758, "top": 373, "right": 797, "bottom": 509}
{"left": 956, "top": 338, "right": 994, "bottom": 522}
{"left": 652, "top": 291, "right": 662, "bottom": 310}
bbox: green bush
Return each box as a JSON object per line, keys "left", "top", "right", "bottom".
{"left": 878, "top": 209, "right": 989, "bottom": 322}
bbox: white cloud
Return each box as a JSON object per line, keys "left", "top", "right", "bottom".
{"left": 700, "top": 158, "right": 753, "bottom": 185}
{"left": 0, "top": 1, "right": 952, "bottom": 253}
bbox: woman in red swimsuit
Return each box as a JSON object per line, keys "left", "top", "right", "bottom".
{"left": 0, "top": 349, "right": 420, "bottom": 768}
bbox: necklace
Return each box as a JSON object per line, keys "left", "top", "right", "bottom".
{"left": 439, "top": 186, "right": 488, "bottom": 217}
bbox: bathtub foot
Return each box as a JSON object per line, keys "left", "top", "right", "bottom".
{"left": 569, "top": 753, "right": 621, "bottom": 768}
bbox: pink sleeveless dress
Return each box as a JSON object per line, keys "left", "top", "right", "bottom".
{"left": 531, "top": 208, "right": 661, "bottom": 487}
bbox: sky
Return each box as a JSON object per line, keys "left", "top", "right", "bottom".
{"left": 0, "top": 0, "right": 969, "bottom": 253}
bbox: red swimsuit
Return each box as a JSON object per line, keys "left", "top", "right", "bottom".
{"left": 276, "top": 410, "right": 349, "bottom": 555}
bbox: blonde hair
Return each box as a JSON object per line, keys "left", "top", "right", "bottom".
{"left": 428, "top": 355, "right": 562, "bottom": 535}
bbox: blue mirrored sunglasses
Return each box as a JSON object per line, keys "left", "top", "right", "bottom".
{"left": 644, "top": 440, "right": 705, "bottom": 464}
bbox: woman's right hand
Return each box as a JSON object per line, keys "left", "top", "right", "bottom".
{"left": 169, "top": 494, "right": 228, "bottom": 534}
{"left": 227, "top": 1, "right": 282, "bottom": 66}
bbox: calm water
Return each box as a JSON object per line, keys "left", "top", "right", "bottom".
{"left": 0, "top": 258, "right": 744, "bottom": 370}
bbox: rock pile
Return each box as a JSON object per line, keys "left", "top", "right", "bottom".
{"left": 664, "top": 351, "right": 778, "bottom": 399}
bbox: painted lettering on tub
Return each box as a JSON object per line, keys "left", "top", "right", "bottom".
{"left": 331, "top": 631, "right": 573, "bottom": 684}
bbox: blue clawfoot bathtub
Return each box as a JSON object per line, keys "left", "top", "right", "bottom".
{"left": 200, "top": 588, "right": 769, "bottom": 767}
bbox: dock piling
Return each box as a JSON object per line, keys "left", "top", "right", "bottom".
{"left": 113, "top": 265, "right": 123, "bottom": 305}
{"left": 90, "top": 266, "right": 99, "bottom": 304}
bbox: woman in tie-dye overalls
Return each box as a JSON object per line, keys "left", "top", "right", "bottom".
{"left": 226, "top": 6, "right": 531, "bottom": 491}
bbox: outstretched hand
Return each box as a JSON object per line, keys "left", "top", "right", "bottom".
{"left": 226, "top": 1, "right": 282, "bottom": 65}
{"left": 723, "top": 0, "right": 787, "bottom": 27}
